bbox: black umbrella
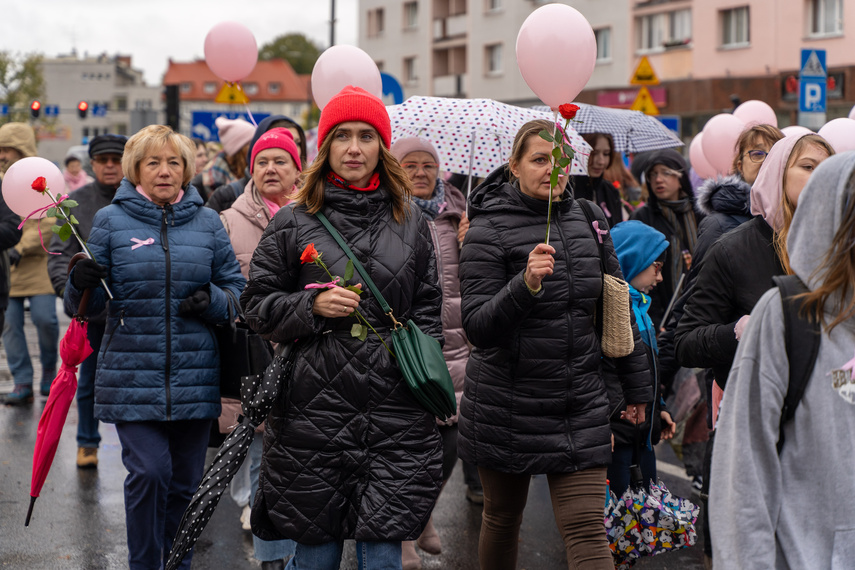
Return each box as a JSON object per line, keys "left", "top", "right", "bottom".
{"left": 165, "top": 343, "right": 296, "bottom": 570}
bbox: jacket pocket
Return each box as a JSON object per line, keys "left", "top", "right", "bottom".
{"left": 832, "top": 528, "right": 855, "bottom": 569}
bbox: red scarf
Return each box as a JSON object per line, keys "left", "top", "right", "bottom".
{"left": 327, "top": 171, "right": 380, "bottom": 192}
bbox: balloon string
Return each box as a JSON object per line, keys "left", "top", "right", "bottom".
{"left": 232, "top": 82, "right": 258, "bottom": 127}
{"left": 18, "top": 194, "right": 70, "bottom": 256}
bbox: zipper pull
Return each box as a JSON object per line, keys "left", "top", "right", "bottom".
{"left": 119, "top": 309, "right": 125, "bottom": 327}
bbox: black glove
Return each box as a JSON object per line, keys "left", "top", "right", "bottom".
{"left": 71, "top": 258, "right": 108, "bottom": 289}
{"left": 8, "top": 249, "right": 20, "bottom": 267}
{"left": 178, "top": 288, "right": 211, "bottom": 317}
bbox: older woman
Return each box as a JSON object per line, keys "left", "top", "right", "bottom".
{"left": 220, "top": 127, "right": 302, "bottom": 570}
{"left": 241, "top": 86, "right": 443, "bottom": 570}
{"left": 458, "top": 119, "right": 651, "bottom": 570}
{"left": 65, "top": 125, "right": 245, "bottom": 570}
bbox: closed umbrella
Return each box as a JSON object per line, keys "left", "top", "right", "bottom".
{"left": 165, "top": 343, "right": 297, "bottom": 570}
{"left": 25, "top": 286, "right": 94, "bottom": 526}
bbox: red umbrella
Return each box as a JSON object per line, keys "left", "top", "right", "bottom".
{"left": 25, "top": 284, "right": 94, "bottom": 526}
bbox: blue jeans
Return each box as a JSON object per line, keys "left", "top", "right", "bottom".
{"left": 115, "top": 419, "right": 210, "bottom": 570}
{"left": 76, "top": 322, "right": 104, "bottom": 448}
{"left": 2, "top": 295, "right": 59, "bottom": 386}
{"left": 285, "top": 540, "right": 402, "bottom": 570}
{"left": 608, "top": 443, "right": 657, "bottom": 496}
{"left": 249, "top": 436, "right": 295, "bottom": 561}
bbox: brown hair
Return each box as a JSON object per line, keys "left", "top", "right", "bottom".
{"left": 225, "top": 143, "right": 250, "bottom": 179}
{"left": 122, "top": 125, "right": 195, "bottom": 186}
{"left": 293, "top": 124, "right": 412, "bottom": 224}
{"left": 508, "top": 119, "right": 557, "bottom": 185}
{"left": 773, "top": 134, "right": 836, "bottom": 274}
{"left": 732, "top": 124, "right": 785, "bottom": 177}
{"left": 581, "top": 132, "right": 615, "bottom": 171}
{"left": 604, "top": 152, "right": 639, "bottom": 200}
{"left": 798, "top": 173, "right": 855, "bottom": 332}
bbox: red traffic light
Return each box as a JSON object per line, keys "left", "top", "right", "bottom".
{"left": 77, "top": 101, "right": 88, "bottom": 112}
{"left": 30, "top": 100, "right": 41, "bottom": 111}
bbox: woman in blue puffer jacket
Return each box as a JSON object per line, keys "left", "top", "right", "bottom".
{"left": 65, "top": 124, "right": 245, "bottom": 570}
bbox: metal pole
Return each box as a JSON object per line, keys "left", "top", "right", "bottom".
{"left": 330, "top": 0, "right": 337, "bottom": 47}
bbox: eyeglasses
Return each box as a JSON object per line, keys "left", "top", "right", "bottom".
{"left": 401, "top": 162, "right": 439, "bottom": 175}
{"left": 745, "top": 150, "right": 768, "bottom": 163}
{"left": 652, "top": 261, "right": 663, "bottom": 275}
{"left": 92, "top": 156, "right": 121, "bottom": 165}
{"left": 650, "top": 168, "right": 681, "bottom": 180}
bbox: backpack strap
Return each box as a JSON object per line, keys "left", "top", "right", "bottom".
{"left": 773, "top": 274, "right": 822, "bottom": 455}
{"left": 576, "top": 198, "right": 606, "bottom": 339}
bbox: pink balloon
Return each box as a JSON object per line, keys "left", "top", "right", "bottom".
{"left": 2, "top": 157, "right": 64, "bottom": 219}
{"left": 516, "top": 4, "right": 596, "bottom": 109}
{"left": 701, "top": 114, "right": 746, "bottom": 176}
{"left": 311, "top": 46, "right": 382, "bottom": 110}
{"left": 817, "top": 118, "right": 855, "bottom": 153}
{"left": 781, "top": 125, "right": 813, "bottom": 137}
{"left": 204, "top": 22, "right": 258, "bottom": 82}
{"left": 733, "top": 100, "right": 778, "bottom": 128}
{"left": 689, "top": 134, "right": 717, "bottom": 180}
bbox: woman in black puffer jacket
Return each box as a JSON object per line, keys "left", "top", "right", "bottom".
{"left": 241, "top": 86, "right": 443, "bottom": 569}
{"left": 458, "top": 119, "right": 652, "bottom": 570}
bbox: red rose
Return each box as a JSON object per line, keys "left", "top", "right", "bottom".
{"left": 300, "top": 243, "right": 319, "bottom": 264}
{"left": 558, "top": 103, "right": 580, "bottom": 120}
{"left": 31, "top": 177, "right": 48, "bottom": 193}
{"left": 612, "top": 180, "right": 621, "bottom": 189}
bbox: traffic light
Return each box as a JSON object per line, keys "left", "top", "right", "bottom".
{"left": 30, "top": 100, "right": 41, "bottom": 119}
{"left": 165, "top": 85, "right": 179, "bottom": 131}
{"left": 77, "top": 101, "right": 89, "bottom": 119}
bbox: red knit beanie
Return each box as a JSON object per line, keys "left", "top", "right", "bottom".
{"left": 317, "top": 85, "right": 391, "bottom": 150}
{"left": 250, "top": 128, "right": 302, "bottom": 173}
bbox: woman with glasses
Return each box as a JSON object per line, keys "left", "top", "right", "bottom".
{"left": 630, "top": 149, "right": 702, "bottom": 329}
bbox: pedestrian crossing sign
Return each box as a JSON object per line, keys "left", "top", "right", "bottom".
{"left": 215, "top": 83, "right": 250, "bottom": 104}
{"left": 630, "top": 86, "right": 660, "bottom": 115}
{"left": 630, "top": 56, "right": 660, "bottom": 86}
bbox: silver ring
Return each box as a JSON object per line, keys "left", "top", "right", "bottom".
{"left": 342, "top": 305, "right": 347, "bottom": 312}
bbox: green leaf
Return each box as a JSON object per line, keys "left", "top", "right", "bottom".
{"left": 46, "top": 207, "right": 57, "bottom": 217}
{"left": 562, "top": 144, "right": 575, "bottom": 157}
{"left": 55, "top": 192, "right": 63, "bottom": 201}
{"left": 551, "top": 146, "right": 562, "bottom": 161}
{"left": 63, "top": 200, "right": 79, "bottom": 208}
{"left": 345, "top": 285, "right": 363, "bottom": 295}
{"left": 550, "top": 167, "right": 559, "bottom": 188}
{"left": 558, "top": 157, "right": 571, "bottom": 168}
{"left": 58, "top": 223, "right": 72, "bottom": 241}
{"left": 51, "top": 225, "right": 62, "bottom": 234}
{"left": 358, "top": 324, "right": 368, "bottom": 341}
{"left": 538, "top": 129, "right": 554, "bottom": 143}
{"left": 350, "top": 323, "right": 363, "bottom": 339}
{"left": 69, "top": 215, "right": 79, "bottom": 225}
{"left": 344, "top": 259, "right": 354, "bottom": 282}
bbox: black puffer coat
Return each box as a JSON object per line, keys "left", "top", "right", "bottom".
{"left": 572, "top": 175, "right": 623, "bottom": 229}
{"left": 241, "top": 182, "right": 443, "bottom": 544}
{"left": 457, "top": 167, "right": 652, "bottom": 475}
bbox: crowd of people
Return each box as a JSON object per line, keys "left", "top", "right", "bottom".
{"left": 0, "top": 84, "right": 852, "bottom": 570}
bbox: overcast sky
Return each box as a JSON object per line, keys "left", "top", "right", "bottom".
{"left": 2, "top": 0, "right": 358, "bottom": 85}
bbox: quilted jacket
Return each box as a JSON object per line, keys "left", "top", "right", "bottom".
{"left": 65, "top": 179, "right": 245, "bottom": 423}
{"left": 240, "top": 181, "right": 444, "bottom": 544}
{"left": 457, "top": 167, "right": 652, "bottom": 475}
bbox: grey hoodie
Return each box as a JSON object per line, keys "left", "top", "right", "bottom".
{"left": 710, "top": 151, "right": 855, "bottom": 569}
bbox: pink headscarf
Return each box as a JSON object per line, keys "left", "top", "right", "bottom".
{"left": 749, "top": 133, "right": 811, "bottom": 232}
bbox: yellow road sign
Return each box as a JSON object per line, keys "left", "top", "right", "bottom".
{"left": 630, "top": 56, "right": 660, "bottom": 86}
{"left": 215, "top": 83, "right": 250, "bottom": 105}
{"left": 630, "top": 86, "right": 660, "bottom": 115}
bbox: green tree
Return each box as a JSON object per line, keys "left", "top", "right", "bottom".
{"left": 0, "top": 52, "right": 45, "bottom": 123}
{"left": 259, "top": 33, "right": 322, "bottom": 74}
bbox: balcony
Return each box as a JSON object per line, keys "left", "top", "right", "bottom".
{"left": 433, "top": 14, "right": 467, "bottom": 41}
{"left": 433, "top": 74, "right": 467, "bottom": 97}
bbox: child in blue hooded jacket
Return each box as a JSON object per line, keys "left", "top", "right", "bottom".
{"left": 606, "top": 220, "right": 677, "bottom": 493}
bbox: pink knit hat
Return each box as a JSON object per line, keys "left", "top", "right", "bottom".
{"left": 390, "top": 137, "right": 440, "bottom": 164}
{"left": 251, "top": 128, "right": 302, "bottom": 173}
{"left": 215, "top": 117, "right": 256, "bottom": 156}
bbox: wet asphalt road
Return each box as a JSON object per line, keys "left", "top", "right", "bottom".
{"left": 0, "top": 302, "right": 705, "bottom": 569}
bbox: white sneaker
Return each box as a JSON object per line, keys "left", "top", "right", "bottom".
{"left": 241, "top": 505, "right": 252, "bottom": 531}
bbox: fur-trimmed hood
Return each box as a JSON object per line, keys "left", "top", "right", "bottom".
{"left": 694, "top": 174, "right": 752, "bottom": 218}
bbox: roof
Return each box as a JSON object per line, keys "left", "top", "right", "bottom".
{"left": 163, "top": 59, "right": 310, "bottom": 102}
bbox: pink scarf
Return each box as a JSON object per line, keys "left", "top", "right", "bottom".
{"left": 135, "top": 184, "right": 184, "bottom": 205}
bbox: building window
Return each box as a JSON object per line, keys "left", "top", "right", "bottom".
{"left": 404, "top": 2, "right": 418, "bottom": 29}
{"left": 268, "top": 82, "right": 281, "bottom": 94}
{"left": 485, "top": 43, "right": 503, "bottom": 75}
{"left": 809, "top": 0, "right": 843, "bottom": 36}
{"left": 637, "top": 13, "right": 666, "bottom": 52}
{"left": 116, "top": 124, "right": 128, "bottom": 136}
{"left": 203, "top": 82, "right": 217, "bottom": 94}
{"left": 180, "top": 82, "right": 192, "bottom": 94}
{"left": 114, "top": 95, "right": 128, "bottom": 112}
{"left": 669, "top": 9, "right": 692, "bottom": 44}
{"left": 82, "top": 127, "right": 89, "bottom": 138}
{"left": 404, "top": 56, "right": 417, "bottom": 84}
{"left": 375, "top": 60, "right": 385, "bottom": 72}
{"left": 595, "top": 28, "right": 612, "bottom": 62}
{"left": 721, "top": 7, "right": 750, "bottom": 47}
{"left": 368, "top": 8, "right": 385, "bottom": 37}
{"left": 244, "top": 82, "right": 259, "bottom": 95}
{"left": 486, "top": 0, "right": 501, "bottom": 11}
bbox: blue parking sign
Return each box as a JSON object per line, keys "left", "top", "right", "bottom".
{"left": 799, "top": 49, "right": 827, "bottom": 113}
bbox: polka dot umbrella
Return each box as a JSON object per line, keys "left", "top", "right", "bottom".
{"left": 387, "top": 96, "right": 591, "bottom": 179}
{"left": 165, "top": 343, "right": 298, "bottom": 570}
